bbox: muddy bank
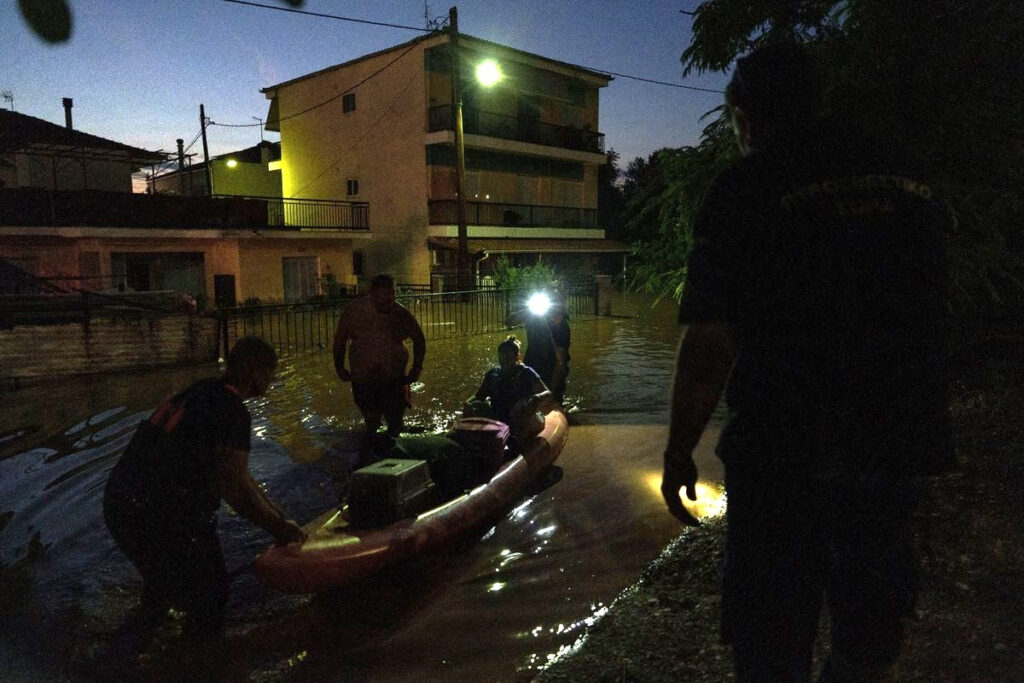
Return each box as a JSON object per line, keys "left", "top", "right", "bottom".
{"left": 536, "top": 326, "right": 1024, "bottom": 682}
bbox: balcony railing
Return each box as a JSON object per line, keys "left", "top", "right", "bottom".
{"left": 429, "top": 199, "right": 596, "bottom": 228}
{"left": 0, "top": 188, "right": 369, "bottom": 231}
{"left": 428, "top": 105, "right": 605, "bottom": 154}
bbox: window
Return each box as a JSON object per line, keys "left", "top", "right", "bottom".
{"left": 342, "top": 93, "right": 356, "bottom": 113}
{"left": 282, "top": 256, "right": 319, "bottom": 302}
{"left": 347, "top": 178, "right": 359, "bottom": 196}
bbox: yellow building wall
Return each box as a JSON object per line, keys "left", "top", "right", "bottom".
{"left": 237, "top": 239, "right": 356, "bottom": 303}
{"left": 276, "top": 36, "right": 445, "bottom": 285}
{"left": 209, "top": 159, "right": 282, "bottom": 197}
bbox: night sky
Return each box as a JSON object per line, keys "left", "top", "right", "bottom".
{"left": 2, "top": 0, "right": 729, "bottom": 167}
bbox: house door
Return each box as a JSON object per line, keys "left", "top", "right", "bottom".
{"left": 214, "top": 274, "right": 236, "bottom": 308}
{"left": 282, "top": 257, "right": 319, "bottom": 302}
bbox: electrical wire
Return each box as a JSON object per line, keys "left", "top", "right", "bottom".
{"left": 207, "top": 39, "right": 420, "bottom": 130}
{"left": 222, "top": 0, "right": 434, "bottom": 33}
{"left": 222, "top": 0, "right": 722, "bottom": 94}
{"left": 285, "top": 63, "right": 421, "bottom": 199}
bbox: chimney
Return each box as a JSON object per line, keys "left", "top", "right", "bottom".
{"left": 177, "top": 138, "right": 185, "bottom": 168}
{"left": 62, "top": 97, "right": 73, "bottom": 129}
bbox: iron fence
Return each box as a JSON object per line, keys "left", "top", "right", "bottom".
{"left": 428, "top": 105, "right": 605, "bottom": 154}
{"left": 219, "top": 285, "right": 599, "bottom": 358}
{"left": 428, "top": 199, "right": 596, "bottom": 228}
{"left": 0, "top": 188, "right": 368, "bottom": 231}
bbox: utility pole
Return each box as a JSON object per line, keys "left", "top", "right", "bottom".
{"left": 177, "top": 138, "right": 186, "bottom": 195}
{"left": 200, "top": 104, "right": 212, "bottom": 196}
{"left": 449, "top": 6, "right": 470, "bottom": 289}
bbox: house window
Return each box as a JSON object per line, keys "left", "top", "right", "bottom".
{"left": 282, "top": 256, "right": 319, "bottom": 302}
{"left": 342, "top": 93, "right": 356, "bottom": 113}
{"left": 347, "top": 179, "right": 359, "bottom": 196}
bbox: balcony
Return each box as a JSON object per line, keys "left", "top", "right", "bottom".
{"left": 428, "top": 105, "right": 604, "bottom": 154}
{"left": 0, "top": 188, "right": 369, "bottom": 231}
{"left": 429, "top": 199, "right": 596, "bottom": 228}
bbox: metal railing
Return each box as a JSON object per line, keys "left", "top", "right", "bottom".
{"left": 219, "top": 285, "right": 599, "bottom": 358}
{"left": 428, "top": 199, "right": 596, "bottom": 228}
{"left": 0, "top": 188, "right": 369, "bottom": 231}
{"left": 428, "top": 105, "right": 605, "bottom": 154}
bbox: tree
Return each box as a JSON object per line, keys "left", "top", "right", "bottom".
{"left": 628, "top": 0, "right": 1024, "bottom": 311}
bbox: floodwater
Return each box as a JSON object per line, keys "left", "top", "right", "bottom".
{"left": 0, "top": 294, "right": 726, "bottom": 682}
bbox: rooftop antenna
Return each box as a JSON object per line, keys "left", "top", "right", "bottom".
{"left": 0, "top": 91, "right": 13, "bottom": 111}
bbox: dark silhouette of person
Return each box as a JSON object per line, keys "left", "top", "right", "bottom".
{"left": 103, "top": 337, "right": 306, "bottom": 653}
{"left": 464, "top": 334, "right": 553, "bottom": 443}
{"left": 661, "top": 43, "right": 954, "bottom": 681}
{"left": 333, "top": 273, "right": 426, "bottom": 438}
{"left": 509, "top": 300, "right": 570, "bottom": 403}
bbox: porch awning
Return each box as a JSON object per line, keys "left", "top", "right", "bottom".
{"left": 428, "top": 237, "right": 630, "bottom": 255}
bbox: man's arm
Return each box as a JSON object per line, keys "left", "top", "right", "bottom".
{"left": 662, "top": 321, "right": 737, "bottom": 525}
{"left": 332, "top": 317, "right": 352, "bottom": 382}
{"left": 405, "top": 315, "right": 427, "bottom": 383}
{"left": 217, "top": 448, "right": 307, "bottom": 545}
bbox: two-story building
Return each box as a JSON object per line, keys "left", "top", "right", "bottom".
{"left": 148, "top": 140, "right": 283, "bottom": 198}
{"left": 261, "top": 29, "right": 627, "bottom": 287}
{"left": 1, "top": 103, "right": 368, "bottom": 305}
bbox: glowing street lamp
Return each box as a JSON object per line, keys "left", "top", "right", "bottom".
{"left": 475, "top": 59, "right": 502, "bottom": 87}
{"left": 451, "top": 43, "right": 503, "bottom": 287}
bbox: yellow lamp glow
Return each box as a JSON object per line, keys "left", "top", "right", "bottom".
{"left": 476, "top": 59, "right": 502, "bottom": 87}
{"left": 643, "top": 472, "right": 727, "bottom": 520}
{"left": 226, "top": 159, "right": 238, "bottom": 168}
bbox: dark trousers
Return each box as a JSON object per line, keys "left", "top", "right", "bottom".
{"left": 719, "top": 423, "right": 922, "bottom": 682}
{"left": 103, "top": 489, "right": 229, "bottom": 635}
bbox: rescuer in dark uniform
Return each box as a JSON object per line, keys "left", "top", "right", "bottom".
{"left": 661, "top": 44, "right": 955, "bottom": 681}
{"left": 104, "top": 337, "right": 306, "bottom": 647}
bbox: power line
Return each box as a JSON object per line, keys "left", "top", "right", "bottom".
{"left": 208, "top": 120, "right": 263, "bottom": 128}
{"left": 579, "top": 68, "right": 723, "bottom": 93}
{"left": 222, "top": 0, "right": 722, "bottom": 95}
{"left": 221, "top": 0, "right": 435, "bottom": 33}
{"left": 286, "top": 63, "right": 422, "bottom": 199}
{"left": 274, "top": 41, "right": 421, "bottom": 125}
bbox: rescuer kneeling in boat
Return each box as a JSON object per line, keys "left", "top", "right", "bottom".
{"left": 103, "top": 337, "right": 306, "bottom": 654}
{"left": 464, "top": 335, "right": 553, "bottom": 447}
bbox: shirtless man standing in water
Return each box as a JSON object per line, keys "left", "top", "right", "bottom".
{"left": 333, "top": 273, "right": 426, "bottom": 438}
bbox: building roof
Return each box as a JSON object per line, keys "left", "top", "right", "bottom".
{"left": 149, "top": 141, "right": 280, "bottom": 182}
{"left": 261, "top": 31, "right": 612, "bottom": 94}
{"left": 0, "top": 108, "right": 166, "bottom": 166}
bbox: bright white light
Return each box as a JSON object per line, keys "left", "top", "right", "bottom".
{"left": 527, "top": 292, "right": 552, "bottom": 316}
{"left": 226, "top": 159, "right": 238, "bottom": 168}
{"left": 476, "top": 59, "right": 502, "bottom": 87}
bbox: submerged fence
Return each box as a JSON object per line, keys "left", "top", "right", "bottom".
{"left": 219, "top": 285, "right": 600, "bottom": 358}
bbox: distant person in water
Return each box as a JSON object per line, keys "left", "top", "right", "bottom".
{"left": 465, "top": 335, "right": 553, "bottom": 444}
{"left": 507, "top": 299, "right": 571, "bottom": 403}
{"left": 103, "top": 337, "right": 306, "bottom": 647}
{"left": 333, "top": 273, "right": 426, "bottom": 438}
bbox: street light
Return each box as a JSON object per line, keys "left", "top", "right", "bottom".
{"left": 475, "top": 59, "right": 502, "bottom": 87}
{"left": 449, "top": 8, "right": 503, "bottom": 289}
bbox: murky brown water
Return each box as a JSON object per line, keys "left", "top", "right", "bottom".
{"left": 0, "top": 294, "right": 726, "bottom": 681}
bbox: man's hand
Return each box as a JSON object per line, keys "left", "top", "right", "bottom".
{"left": 274, "top": 518, "right": 307, "bottom": 546}
{"left": 406, "top": 364, "right": 423, "bottom": 384}
{"left": 661, "top": 450, "right": 701, "bottom": 526}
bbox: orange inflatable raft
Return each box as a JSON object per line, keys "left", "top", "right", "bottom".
{"left": 253, "top": 410, "right": 569, "bottom": 593}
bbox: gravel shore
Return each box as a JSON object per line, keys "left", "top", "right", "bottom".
{"left": 536, "top": 325, "right": 1024, "bottom": 682}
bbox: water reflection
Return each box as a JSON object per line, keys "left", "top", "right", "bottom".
{"left": 0, "top": 294, "right": 717, "bottom": 681}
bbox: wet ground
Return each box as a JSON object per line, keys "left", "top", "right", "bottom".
{"left": 0, "top": 294, "right": 726, "bottom": 682}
